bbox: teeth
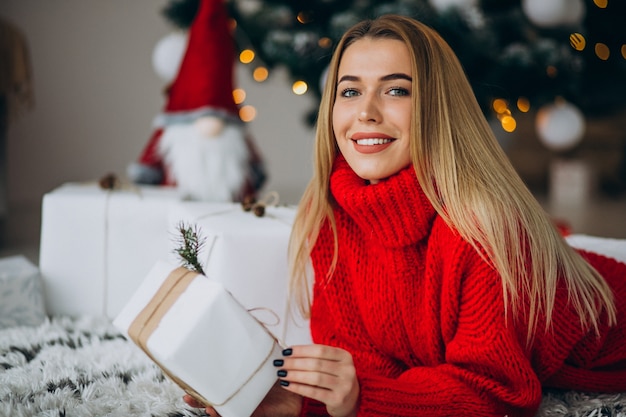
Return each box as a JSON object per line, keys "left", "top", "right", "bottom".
{"left": 355, "top": 138, "right": 392, "bottom": 145}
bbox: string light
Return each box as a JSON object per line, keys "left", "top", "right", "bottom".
{"left": 491, "top": 98, "right": 518, "bottom": 133}
{"left": 622, "top": 45, "right": 626, "bottom": 59}
{"left": 253, "top": 67, "right": 269, "bottom": 82}
{"left": 239, "top": 49, "right": 255, "bottom": 64}
{"left": 593, "top": 0, "right": 608, "bottom": 8}
{"left": 239, "top": 105, "right": 257, "bottom": 122}
{"left": 297, "top": 11, "right": 313, "bottom": 24}
{"left": 232, "top": 88, "right": 246, "bottom": 105}
{"left": 595, "top": 43, "right": 610, "bottom": 60}
{"left": 500, "top": 115, "right": 517, "bottom": 132}
{"left": 318, "top": 37, "right": 332, "bottom": 48}
{"left": 569, "top": 33, "right": 586, "bottom": 51}
{"left": 546, "top": 66, "right": 558, "bottom": 78}
{"left": 517, "top": 97, "right": 530, "bottom": 112}
{"left": 492, "top": 98, "right": 508, "bottom": 114}
{"left": 292, "top": 80, "right": 308, "bottom": 95}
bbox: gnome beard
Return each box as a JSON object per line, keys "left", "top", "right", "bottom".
{"left": 159, "top": 117, "right": 251, "bottom": 202}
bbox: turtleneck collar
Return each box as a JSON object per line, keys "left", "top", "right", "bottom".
{"left": 329, "top": 155, "right": 437, "bottom": 247}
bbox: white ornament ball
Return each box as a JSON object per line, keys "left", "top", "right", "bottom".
{"left": 561, "top": 0, "right": 586, "bottom": 26}
{"left": 522, "top": 0, "right": 584, "bottom": 28}
{"left": 536, "top": 101, "right": 586, "bottom": 152}
{"left": 152, "top": 32, "right": 188, "bottom": 83}
{"left": 429, "top": 0, "right": 478, "bottom": 13}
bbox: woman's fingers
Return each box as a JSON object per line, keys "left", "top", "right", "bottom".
{"left": 276, "top": 345, "right": 359, "bottom": 417}
{"left": 182, "top": 394, "right": 220, "bottom": 416}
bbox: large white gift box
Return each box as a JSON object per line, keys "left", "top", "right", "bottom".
{"left": 39, "top": 182, "right": 181, "bottom": 318}
{"left": 114, "top": 260, "right": 281, "bottom": 417}
{"left": 167, "top": 202, "right": 311, "bottom": 346}
{"left": 0, "top": 255, "right": 46, "bottom": 329}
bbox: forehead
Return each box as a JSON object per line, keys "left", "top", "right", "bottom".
{"left": 338, "top": 37, "right": 412, "bottom": 77}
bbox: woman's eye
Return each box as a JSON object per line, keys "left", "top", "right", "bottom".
{"left": 339, "top": 88, "right": 359, "bottom": 98}
{"left": 388, "top": 87, "right": 410, "bottom": 97}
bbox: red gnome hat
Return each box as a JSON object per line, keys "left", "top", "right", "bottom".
{"left": 132, "top": 0, "right": 241, "bottom": 183}
{"left": 162, "top": 0, "right": 240, "bottom": 122}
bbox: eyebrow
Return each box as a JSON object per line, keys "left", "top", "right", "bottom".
{"left": 338, "top": 73, "right": 412, "bottom": 83}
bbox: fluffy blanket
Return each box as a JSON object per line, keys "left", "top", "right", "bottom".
{"left": 0, "top": 316, "right": 624, "bottom": 417}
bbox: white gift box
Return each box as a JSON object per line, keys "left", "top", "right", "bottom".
{"left": 566, "top": 234, "right": 626, "bottom": 264}
{"left": 167, "top": 202, "right": 311, "bottom": 346}
{"left": 39, "top": 182, "right": 181, "bottom": 318}
{"left": 0, "top": 255, "right": 46, "bottom": 329}
{"left": 114, "top": 260, "right": 281, "bottom": 417}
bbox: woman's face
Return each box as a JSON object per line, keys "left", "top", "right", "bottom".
{"left": 332, "top": 37, "right": 413, "bottom": 184}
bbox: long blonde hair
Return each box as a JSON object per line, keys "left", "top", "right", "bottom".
{"left": 288, "top": 15, "right": 616, "bottom": 342}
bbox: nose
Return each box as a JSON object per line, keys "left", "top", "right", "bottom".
{"left": 358, "top": 94, "right": 381, "bottom": 123}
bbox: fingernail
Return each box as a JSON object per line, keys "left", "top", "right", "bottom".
{"left": 273, "top": 359, "right": 284, "bottom": 366}
{"left": 282, "top": 348, "right": 293, "bottom": 356}
{"left": 277, "top": 370, "right": 287, "bottom": 377}
{"left": 280, "top": 380, "right": 290, "bottom": 387}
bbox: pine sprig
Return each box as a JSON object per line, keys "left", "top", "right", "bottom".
{"left": 173, "top": 221, "right": 205, "bottom": 275}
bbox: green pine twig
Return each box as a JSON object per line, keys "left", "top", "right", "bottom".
{"left": 173, "top": 221, "right": 205, "bottom": 275}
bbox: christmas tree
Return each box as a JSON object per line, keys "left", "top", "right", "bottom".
{"left": 160, "top": 0, "right": 626, "bottom": 127}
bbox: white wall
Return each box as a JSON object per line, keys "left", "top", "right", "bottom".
{"left": 1, "top": 0, "right": 315, "bottom": 244}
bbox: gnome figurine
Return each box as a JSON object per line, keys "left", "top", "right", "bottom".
{"left": 128, "top": 0, "right": 266, "bottom": 202}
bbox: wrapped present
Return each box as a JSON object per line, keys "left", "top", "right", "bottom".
{"left": 39, "top": 182, "right": 181, "bottom": 318}
{"left": 0, "top": 255, "right": 46, "bottom": 329}
{"left": 167, "top": 201, "right": 311, "bottom": 346}
{"left": 114, "top": 260, "right": 281, "bottom": 417}
{"left": 566, "top": 234, "right": 626, "bottom": 264}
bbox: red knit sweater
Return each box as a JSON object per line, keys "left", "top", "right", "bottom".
{"left": 301, "top": 156, "right": 626, "bottom": 417}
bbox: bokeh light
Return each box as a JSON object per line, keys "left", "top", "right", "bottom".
{"left": 253, "top": 67, "right": 269, "bottom": 82}
{"left": 239, "top": 105, "right": 257, "bottom": 122}
{"left": 318, "top": 37, "right": 332, "bottom": 48}
{"left": 292, "top": 80, "right": 308, "bottom": 95}
{"left": 595, "top": 43, "right": 610, "bottom": 60}
{"left": 500, "top": 115, "right": 517, "bottom": 132}
{"left": 492, "top": 98, "right": 508, "bottom": 114}
{"left": 569, "top": 33, "right": 586, "bottom": 51}
{"left": 232, "top": 88, "right": 246, "bottom": 105}
{"left": 239, "top": 49, "right": 255, "bottom": 64}
{"left": 517, "top": 97, "right": 530, "bottom": 113}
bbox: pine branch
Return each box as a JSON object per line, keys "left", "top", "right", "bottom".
{"left": 173, "top": 221, "right": 206, "bottom": 275}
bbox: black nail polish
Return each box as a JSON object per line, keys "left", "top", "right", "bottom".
{"left": 282, "top": 348, "right": 293, "bottom": 356}
{"left": 273, "top": 359, "right": 284, "bottom": 366}
{"left": 280, "top": 380, "right": 290, "bottom": 387}
{"left": 277, "top": 370, "right": 287, "bottom": 377}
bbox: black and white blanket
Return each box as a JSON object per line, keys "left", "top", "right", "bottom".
{"left": 0, "top": 316, "right": 624, "bottom": 417}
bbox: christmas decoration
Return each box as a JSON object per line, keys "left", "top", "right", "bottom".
{"left": 158, "top": 0, "right": 626, "bottom": 127}
{"left": 152, "top": 31, "right": 187, "bottom": 83}
{"left": 173, "top": 221, "right": 206, "bottom": 275}
{"left": 521, "top": 0, "right": 585, "bottom": 28}
{"left": 129, "top": 0, "right": 267, "bottom": 202}
{"left": 536, "top": 100, "right": 586, "bottom": 152}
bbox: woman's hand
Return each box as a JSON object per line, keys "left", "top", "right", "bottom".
{"left": 183, "top": 380, "right": 302, "bottom": 417}
{"left": 275, "top": 344, "right": 359, "bottom": 417}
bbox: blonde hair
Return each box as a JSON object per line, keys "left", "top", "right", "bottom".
{"left": 288, "top": 15, "right": 616, "bottom": 342}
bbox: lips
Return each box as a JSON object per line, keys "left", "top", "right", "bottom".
{"left": 351, "top": 132, "right": 395, "bottom": 153}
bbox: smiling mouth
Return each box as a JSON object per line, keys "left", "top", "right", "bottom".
{"left": 354, "top": 138, "right": 394, "bottom": 145}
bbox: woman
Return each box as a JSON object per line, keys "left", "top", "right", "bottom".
{"left": 187, "top": 14, "right": 626, "bottom": 417}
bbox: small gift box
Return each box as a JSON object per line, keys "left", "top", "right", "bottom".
{"left": 114, "top": 260, "right": 282, "bottom": 417}
{"left": 0, "top": 255, "right": 46, "bottom": 329}
{"left": 167, "top": 202, "right": 311, "bottom": 346}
